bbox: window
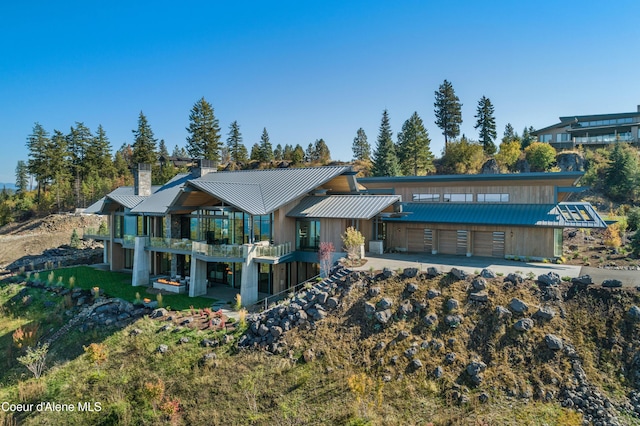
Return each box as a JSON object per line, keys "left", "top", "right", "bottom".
{"left": 296, "top": 220, "right": 320, "bottom": 251}
{"left": 253, "top": 214, "right": 272, "bottom": 243}
{"left": 477, "top": 193, "right": 509, "bottom": 202}
{"left": 443, "top": 193, "right": 473, "bottom": 202}
{"left": 556, "top": 133, "right": 570, "bottom": 142}
{"left": 412, "top": 193, "right": 440, "bottom": 202}
{"left": 539, "top": 134, "right": 552, "bottom": 142}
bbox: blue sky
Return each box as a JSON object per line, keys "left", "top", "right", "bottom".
{"left": 1, "top": 0, "right": 640, "bottom": 183}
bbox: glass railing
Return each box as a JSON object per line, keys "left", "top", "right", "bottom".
{"left": 83, "top": 227, "right": 110, "bottom": 239}
{"left": 148, "top": 237, "right": 193, "bottom": 252}
{"left": 122, "top": 234, "right": 136, "bottom": 246}
{"left": 255, "top": 242, "right": 292, "bottom": 258}
{"left": 193, "top": 241, "right": 244, "bottom": 258}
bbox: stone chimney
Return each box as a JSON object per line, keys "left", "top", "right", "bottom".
{"left": 134, "top": 163, "right": 152, "bottom": 196}
{"left": 191, "top": 159, "right": 217, "bottom": 178}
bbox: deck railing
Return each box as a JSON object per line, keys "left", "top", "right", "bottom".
{"left": 193, "top": 241, "right": 244, "bottom": 258}
{"left": 83, "top": 227, "right": 110, "bottom": 239}
{"left": 255, "top": 242, "right": 292, "bottom": 258}
{"left": 148, "top": 237, "right": 193, "bottom": 251}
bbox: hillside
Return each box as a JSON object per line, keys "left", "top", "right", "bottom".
{"left": 2, "top": 266, "right": 640, "bottom": 425}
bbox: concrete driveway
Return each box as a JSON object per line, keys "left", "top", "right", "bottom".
{"left": 352, "top": 252, "right": 583, "bottom": 279}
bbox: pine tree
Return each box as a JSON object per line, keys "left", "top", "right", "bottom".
{"left": 283, "top": 144, "right": 294, "bottom": 161}
{"left": 305, "top": 143, "right": 314, "bottom": 163}
{"left": 15, "top": 161, "right": 28, "bottom": 195}
{"left": 86, "top": 125, "right": 114, "bottom": 177}
{"left": 158, "top": 139, "right": 170, "bottom": 160}
{"left": 26, "top": 122, "right": 51, "bottom": 198}
{"left": 50, "top": 130, "right": 71, "bottom": 210}
{"left": 273, "top": 144, "right": 283, "bottom": 161}
{"left": 185, "top": 97, "right": 221, "bottom": 162}
{"left": 292, "top": 144, "right": 305, "bottom": 164}
{"left": 132, "top": 111, "right": 158, "bottom": 165}
{"left": 258, "top": 128, "right": 274, "bottom": 163}
{"left": 352, "top": 128, "right": 371, "bottom": 161}
{"left": 250, "top": 143, "right": 261, "bottom": 161}
{"left": 226, "top": 121, "right": 247, "bottom": 164}
{"left": 171, "top": 145, "right": 189, "bottom": 158}
{"left": 313, "top": 139, "right": 331, "bottom": 164}
{"left": 372, "top": 110, "right": 400, "bottom": 177}
{"left": 521, "top": 126, "right": 536, "bottom": 149}
{"left": 474, "top": 96, "right": 497, "bottom": 155}
{"left": 434, "top": 80, "right": 462, "bottom": 148}
{"left": 502, "top": 123, "right": 520, "bottom": 144}
{"left": 397, "top": 112, "right": 434, "bottom": 176}
{"left": 604, "top": 143, "right": 640, "bottom": 202}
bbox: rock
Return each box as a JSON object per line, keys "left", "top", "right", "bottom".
{"left": 495, "top": 305, "right": 512, "bottom": 319}
{"left": 303, "top": 349, "right": 315, "bottom": 363}
{"left": 364, "top": 302, "right": 376, "bottom": 316}
{"left": 397, "top": 330, "right": 410, "bottom": 341}
{"left": 158, "top": 324, "right": 171, "bottom": 333}
{"left": 466, "top": 361, "right": 487, "bottom": 377}
{"left": 445, "top": 352, "right": 456, "bottom": 364}
{"left": 405, "top": 282, "right": 419, "bottom": 293}
{"left": 602, "top": 279, "right": 622, "bottom": 288}
{"left": 374, "top": 341, "right": 386, "bottom": 351}
{"left": 258, "top": 323, "right": 270, "bottom": 336}
{"left": 426, "top": 266, "right": 442, "bottom": 277}
{"left": 326, "top": 297, "right": 339, "bottom": 309}
{"left": 270, "top": 326, "right": 283, "bottom": 338}
{"left": 316, "top": 292, "right": 329, "bottom": 305}
{"left": 556, "top": 152, "right": 585, "bottom": 172}
{"left": 178, "top": 337, "right": 190, "bottom": 344}
{"left": 469, "top": 291, "right": 488, "bottom": 302}
{"left": 150, "top": 308, "right": 168, "bottom": 319}
{"left": 471, "top": 277, "right": 487, "bottom": 291}
{"left": 545, "top": 334, "right": 564, "bottom": 350}
{"left": 514, "top": 318, "right": 534, "bottom": 332}
{"left": 433, "top": 366, "right": 444, "bottom": 378}
{"left": 199, "top": 352, "right": 217, "bottom": 367}
{"left": 368, "top": 287, "right": 381, "bottom": 297}
{"left": 375, "top": 309, "right": 392, "bottom": 324}
{"left": 571, "top": 275, "right": 593, "bottom": 285}
{"left": 446, "top": 298, "right": 460, "bottom": 311}
{"left": 377, "top": 297, "right": 393, "bottom": 310}
{"left": 450, "top": 268, "right": 468, "bottom": 281}
{"left": 504, "top": 273, "right": 524, "bottom": 285}
{"left": 403, "top": 268, "right": 419, "bottom": 278}
{"left": 444, "top": 315, "right": 462, "bottom": 328}
{"left": 390, "top": 356, "right": 399, "bottom": 365}
{"left": 481, "top": 158, "right": 500, "bottom": 174}
{"left": 514, "top": 158, "right": 530, "bottom": 173}
{"left": 129, "top": 328, "right": 142, "bottom": 337}
{"left": 296, "top": 310, "right": 308, "bottom": 321}
{"left": 397, "top": 300, "right": 413, "bottom": 316}
{"left": 427, "top": 289, "right": 441, "bottom": 299}
{"left": 627, "top": 306, "right": 640, "bottom": 322}
{"left": 404, "top": 347, "right": 418, "bottom": 359}
{"left": 480, "top": 268, "right": 496, "bottom": 279}
{"left": 382, "top": 268, "right": 394, "bottom": 278}
{"left": 479, "top": 392, "right": 489, "bottom": 403}
{"left": 508, "top": 298, "right": 529, "bottom": 314}
{"left": 157, "top": 344, "right": 169, "bottom": 354}
{"left": 200, "top": 339, "right": 217, "bottom": 348}
{"left": 423, "top": 313, "right": 438, "bottom": 327}
{"left": 534, "top": 305, "right": 556, "bottom": 320}
{"left": 409, "top": 359, "right": 423, "bottom": 370}
{"left": 537, "top": 272, "right": 561, "bottom": 286}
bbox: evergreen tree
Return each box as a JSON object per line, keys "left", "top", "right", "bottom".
{"left": 372, "top": 110, "right": 400, "bottom": 177}
{"left": 313, "top": 139, "right": 331, "bottom": 164}
{"left": 474, "top": 96, "right": 497, "bottom": 155}
{"left": 283, "top": 144, "right": 294, "bottom": 161}
{"left": 604, "top": 143, "right": 640, "bottom": 202}
{"left": 352, "top": 128, "right": 371, "bottom": 161}
{"left": 186, "top": 97, "right": 221, "bottom": 162}
{"left": 50, "top": 130, "right": 71, "bottom": 210}
{"left": 86, "top": 125, "right": 113, "bottom": 177}
{"left": 292, "top": 144, "right": 305, "bottom": 164}
{"left": 250, "top": 143, "right": 261, "bottom": 161}
{"left": 26, "top": 122, "right": 51, "bottom": 198}
{"left": 131, "top": 111, "right": 158, "bottom": 165}
{"left": 158, "top": 139, "right": 170, "bottom": 160}
{"left": 434, "top": 80, "right": 462, "bottom": 148}
{"left": 226, "top": 120, "right": 247, "bottom": 164}
{"left": 113, "top": 151, "right": 131, "bottom": 184}
{"left": 15, "top": 161, "right": 28, "bottom": 195}
{"left": 171, "top": 144, "right": 189, "bottom": 158}
{"left": 502, "top": 123, "right": 520, "bottom": 144}
{"left": 397, "top": 112, "right": 434, "bottom": 176}
{"left": 274, "top": 144, "right": 284, "bottom": 161}
{"left": 258, "top": 128, "right": 274, "bottom": 162}
{"left": 305, "top": 143, "right": 314, "bottom": 163}
{"left": 521, "top": 126, "right": 536, "bottom": 149}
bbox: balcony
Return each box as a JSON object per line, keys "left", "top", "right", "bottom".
{"left": 193, "top": 241, "right": 244, "bottom": 259}
{"left": 148, "top": 237, "right": 193, "bottom": 253}
{"left": 83, "top": 227, "right": 110, "bottom": 240}
{"left": 147, "top": 238, "right": 244, "bottom": 259}
{"left": 255, "top": 242, "right": 292, "bottom": 258}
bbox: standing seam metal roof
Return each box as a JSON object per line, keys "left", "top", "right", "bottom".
{"left": 384, "top": 202, "right": 606, "bottom": 228}
{"left": 286, "top": 195, "right": 400, "bottom": 219}
{"left": 130, "top": 174, "right": 192, "bottom": 214}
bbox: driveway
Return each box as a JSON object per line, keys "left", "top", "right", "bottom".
{"left": 579, "top": 266, "right": 640, "bottom": 288}
{"left": 352, "top": 252, "right": 583, "bottom": 279}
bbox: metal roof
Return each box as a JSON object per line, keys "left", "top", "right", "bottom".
{"left": 358, "top": 171, "right": 584, "bottom": 185}
{"left": 384, "top": 202, "right": 606, "bottom": 228}
{"left": 286, "top": 195, "right": 400, "bottom": 220}
{"left": 84, "top": 197, "right": 105, "bottom": 214}
{"left": 130, "top": 173, "right": 191, "bottom": 215}
{"left": 183, "top": 166, "right": 352, "bottom": 215}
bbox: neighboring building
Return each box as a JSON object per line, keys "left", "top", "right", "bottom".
{"left": 85, "top": 163, "right": 606, "bottom": 304}
{"left": 533, "top": 105, "right": 640, "bottom": 150}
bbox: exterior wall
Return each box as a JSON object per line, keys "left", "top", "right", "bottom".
{"left": 387, "top": 222, "right": 556, "bottom": 259}
{"left": 111, "top": 243, "right": 125, "bottom": 270}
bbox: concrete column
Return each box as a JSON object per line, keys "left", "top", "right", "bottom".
{"left": 189, "top": 257, "right": 207, "bottom": 297}
{"left": 103, "top": 241, "right": 108, "bottom": 263}
{"left": 240, "top": 244, "right": 258, "bottom": 306}
{"left": 132, "top": 236, "right": 150, "bottom": 286}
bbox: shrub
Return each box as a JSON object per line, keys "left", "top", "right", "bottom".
{"left": 83, "top": 343, "right": 107, "bottom": 368}
{"left": 603, "top": 224, "right": 622, "bottom": 249}
{"left": 524, "top": 142, "right": 556, "bottom": 171}
{"left": 342, "top": 227, "right": 365, "bottom": 261}
{"left": 631, "top": 229, "right": 640, "bottom": 256}
{"left": 16, "top": 344, "right": 49, "bottom": 379}
{"left": 318, "top": 242, "right": 335, "bottom": 278}
{"left": 70, "top": 229, "right": 80, "bottom": 248}
{"left": 628, "top": 207, "right": 640, "bottom": 232}
{"left": 234, "top": 294, "right": 242, "bottom": 311}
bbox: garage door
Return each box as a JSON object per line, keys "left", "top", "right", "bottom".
{"left": 473, "top": 231, "right": 505, "bottom": 257}
{"left": 440, "top": 230, "right": 468, "bottom": 255}
{"left": 408, "top": 229, "right": 433, "bottom": 252}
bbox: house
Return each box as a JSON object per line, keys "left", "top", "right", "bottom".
{"left": 85, "top": 162, "right": 606, "bottom": 304}
{"left": 533, "top": 105, "right": 640, "bottom": 150}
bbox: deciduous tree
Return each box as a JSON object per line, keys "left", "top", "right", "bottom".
{"left": 524, "top": 142, "right": 556, "bottom": 171}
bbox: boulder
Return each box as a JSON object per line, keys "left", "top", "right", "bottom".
{"left": 403, "top": 268, "right": 419, "bottom": 278}
{"left": 409, "top": 359, "right": 423, "bottom": 371}
{"left": 258, "top": 323, "right": 270, "bottom": 336}
{"left": 382, "top": 268, "right": 394, "bottom": 278}
{"left": 445, "top": 352, "right": 456, "bottom": 364}
{"left": 508, "top": 298, "right": 529, "bottom": 314}
{"left": 537, "top": 272, "right": 561, "bottom": 286}
{"left": 466, "top": 361, "right": 487, "bottom": 377}
{"left": 405, "top": 282, "right": 419, "bottom": 294}
{"left": 481, "top": 158, "right": 500, "bottom": 174}
{"left": 150, "top": 308, "right": 168, "bottom": 319}
{"left": 505, "top": 273, "right": 524, "bottom": 285}
{"left": 450, "top": 267, "right": 468, "bottom": 281}
{"left": 427, "top": 289, "right": 441, "bottom": 299}
{"left": 377, "top": 297, "right": 393, "bottom": 310}
{"left": 368, "top": 287, "right": 381, "bottom": 297}
{"left": 326, "top": 297, "right": 339, "bottom": 309}
{"left": 571, "top": 275, "right": 593, "bottom": 285}
{"left": 397, "top": 330, "right": 410, "bottom": 341}
{"left": 545, "top": 334, "right": 563, "bottom": 351}
{"left": 627, "top": 306, "right": 640, "bottom": 322}
{"left": 397, "top": 300, "right": 413, "bottom": 316}
{"left": 444, "top": 314, "right": 463, "bottom": 328}
{"left": 375, "top": 309, "right": 393, "bottom": 324}
{"left": 426, "top": 266, "right": 442, "bottom": 277}
{"left": 471, "top": 277, "right": 487, "bottom": 291}
{"left": 157, "top": 344, "right": 169, "bottom": 354}
{"left": 423, "top": 313, "right": 438, "bottom": 327}
{"left": 364, "top": 302, "right": 376, "bottom": 316}
{"left": 270, "top": 326, "right": 283, "bottom": 338}
{"left": 556, "top": 152, "right": 585, "bottom": 172}
{"left": 303, "top": 348, "right": 315, "bottom": 363}
{"left": 469, "top": 291, "right": 489, "bottom": 302}
{"left": 514, "top": 318, "right": 534, "bottom": 332}
{"left": 480, "top": 268, "right": 496, "bottom": 279}
{"left": 495, "top": 305, "right": 512, "bottom": 319}
{"left": 534, "top": 305, "right": 556, "bottom": 320}
{"left": 404, "top": 347, "right": 418, "bottom": 359}
{"left": 602, "top": 279, "right": 622, "bottom": 288}
{"left": 446, "top": 298, "right": 460, "bottom": 311}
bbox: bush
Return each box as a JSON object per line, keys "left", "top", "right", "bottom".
{"left": 603, "top": 224, "right": 622, "bottom": 249}
{"left": 524, "top": 142, "right": 556, "bottom": 171}
{"left": 17, "top": 344, "right": 49, "bottom": 379}
{"left": 628, "top": 207, "right": 640, "bottom": 232}
{"left": 342, "top": 227, "right": 365, "bottom": 261}
{"left": 70, "top": 229, "right": 80, "bottom": 248}
{"left": 631, "top": 229, "right": 640, "bottom": 256}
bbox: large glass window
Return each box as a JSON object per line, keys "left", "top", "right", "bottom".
{"left": 412, "top": 193, "right": 440, "bottom": 202}
{"left": 556, "top": 133, "right": 570, "bottom": 142}
{"left": 124, "top": 215, "right": 137, "bottom": 237}
{"left": 296, "top": 220, "right": 320, "bottom": 251}
{"left": 253, "top": 214, "right": 272, "bottom": 243}
{"left": 539, "top": 134, "right": 552, "bottom": 142}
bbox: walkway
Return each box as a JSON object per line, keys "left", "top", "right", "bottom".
{"left": 352, "top": 252, "right": 583, "bottom": 278}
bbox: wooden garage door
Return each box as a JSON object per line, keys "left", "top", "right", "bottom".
{"left": 474, "top": 231, "right": 505, "bottom": 257}
{"left": 408, "top": 229, "right": 433, "bottom": 252}
{"left": 439, "top": 230, "right": 457, "bottom": 254}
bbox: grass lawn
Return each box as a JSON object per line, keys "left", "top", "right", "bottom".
{"left": 24, "top": 266, "right": 216, "bottom": 311}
